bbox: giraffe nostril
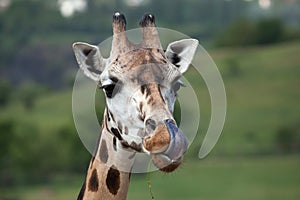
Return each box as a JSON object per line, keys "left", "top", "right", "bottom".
{"left": 164, "top": 119, "right": 176, "bottom": 125}
{"left": 145, "top": 119, "right": 156, "bottom": 131}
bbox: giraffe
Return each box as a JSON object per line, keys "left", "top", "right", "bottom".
{"left": 72, "top": 12, "right": 198, "bottom": 200}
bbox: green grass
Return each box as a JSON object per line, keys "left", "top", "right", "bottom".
{"left": 1, "top": 156, "right": 299, "bottom": 200}
{"left": 206, "top": 41, "right": 300, "bottom": 155}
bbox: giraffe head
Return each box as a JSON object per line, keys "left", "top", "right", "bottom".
{"left": 73, "top": 13, "right": 198, "bottom": 172}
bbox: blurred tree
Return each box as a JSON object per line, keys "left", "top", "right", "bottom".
{"left": 0, "top": 80, "right": 12, "bottom": 106}
{"left": 0, "top": 119, "right": 16, "bottom": 186}
{"left": 17, "top": 82, "right": 47, "bottom": 110}
{"left": 276, "top": 126, "right": 295, "bottom": 153}
{"left": 275, "top": 123, "right": 300, "bottom": 154}
{"left": 11, "top": 122, "right": 39, "bottom": 172}
{"left": 57, "top": 124, "right": 90, "bottom": 172}
{"left": 256, "top": 18, "right": 284, "bottom": 45}
{"left": 216, "top": 19, "right": 257, "bottom": 46}
{"left": 216, "top": 18, "right": 285, "bottom": 46}
{"left": 0, "top": 119, "right": 15, "bottom": 161}
{"left": 225, "top": 58, "right": 241, "bottom": 78}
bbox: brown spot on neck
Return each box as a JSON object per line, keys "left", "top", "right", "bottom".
{"left": 106, "top": 166, "right": 121, "bottom": 195}
{"left": 99, "top": 140, "right": 109, "bottom": 163}
{"left": 88, "top": 169, "right": 99, "bottom": 192}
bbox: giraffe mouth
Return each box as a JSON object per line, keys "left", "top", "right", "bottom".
{"left": 151, "top": 154, "right": 183, "bottom": 173}
{"left": 143, "top": 119, "right": 189, "bottom": 172}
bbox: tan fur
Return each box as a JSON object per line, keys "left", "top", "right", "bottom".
{"left": 81, "top": 130, "right": 133, "bottom": 200}
{"left": 143, "top": 124, "right": 170, "bottom": 153}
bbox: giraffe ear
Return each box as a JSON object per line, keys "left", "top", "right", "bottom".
{"left": 72, "top": 42, "right": 106, "bottom": 81}
{"left": 165, "top": 39, "right": 198, "bottom": 74}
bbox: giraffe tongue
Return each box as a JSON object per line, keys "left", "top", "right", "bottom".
{"left": 163, "top": 119, "right": 188, "bottom": 161}
{"left": 151, "top": 120, "right": 188, "bottom": 171}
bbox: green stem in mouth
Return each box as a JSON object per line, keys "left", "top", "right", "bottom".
{"left": 147, "top": 160, "right": 155, "bottom": 200}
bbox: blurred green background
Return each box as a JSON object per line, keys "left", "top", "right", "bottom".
{"left": 0, "top": 0, "right": 300, "bottom": 199}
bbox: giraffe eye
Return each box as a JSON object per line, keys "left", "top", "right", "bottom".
{"left": 101, "top": 84, "right": 116, "bottom": 98}
{"left": 100, "top": 76, "right": 122, "bottom": 98}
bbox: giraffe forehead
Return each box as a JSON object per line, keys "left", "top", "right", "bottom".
{"left": 134, "top": 64, "right": 165, "bottom": 85}
{"left": 115, "top": 48, "right": 166, "bottom": 68}
{"left": 108, "top": 48, "right": 179, "bottom": 85}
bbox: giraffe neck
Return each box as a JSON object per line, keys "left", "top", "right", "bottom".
{"left": 78, "top": 112, "right": 136, "bottom": 200}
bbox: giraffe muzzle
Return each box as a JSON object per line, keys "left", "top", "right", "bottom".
{"left": 143, "top": 119, "right": 189, "bottom": 172}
